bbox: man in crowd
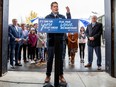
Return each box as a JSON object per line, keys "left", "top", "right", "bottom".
{"left": 44, "top": 2, "right": 71, "bottom": 83}
{"left": 8, "top": 19, "right": 24, "bottom": 68}
{"left": 19, "top": 23, "right": 29, "bottom": 64}
{"left": 85, "top": 15, "right": 103, "bottom": 70}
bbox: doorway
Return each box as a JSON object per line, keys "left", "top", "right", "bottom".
{"left": 0, "top": 0, "right": 115, "bottom": 77}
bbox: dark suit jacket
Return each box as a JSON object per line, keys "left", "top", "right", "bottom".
{"left": 8, "top": 25, "right": 24, "bottom": 45}
{"left": 86, "top": 22, "right": 103, "bottom": 47}
{"left": 45, "top": 12, "right": 71, "bottom": 46}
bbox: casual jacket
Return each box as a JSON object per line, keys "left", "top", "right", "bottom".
{"left": 28, "top": 34, "right": 37, "bottom": 47}
{"left": 68, "top": 33, "right": 78, "bottom": 50}
{"left": 37, "top": 33, "right": 47, "bottom": 48}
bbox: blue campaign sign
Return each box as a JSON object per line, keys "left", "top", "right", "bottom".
{"left": 38, "top": 18, "right": 78, "bottom": 33}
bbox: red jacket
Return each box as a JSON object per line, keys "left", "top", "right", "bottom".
{"left": 28, "top": 34, "right": 37, "bottom": 47}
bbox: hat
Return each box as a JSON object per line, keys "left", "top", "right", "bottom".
{"left": 30, "top": 28, "right": 35, "bottom": 31}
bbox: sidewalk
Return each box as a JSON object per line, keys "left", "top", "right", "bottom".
{"left": 8, "top": 46, "right": 105, "bottom": 72}
{"left": 0, "top": 71, "right": 116, "bottom": 87}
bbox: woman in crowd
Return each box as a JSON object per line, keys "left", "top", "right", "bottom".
{"left": 28, "top": 28, "right": 38, "bottom": 63}
{"left": 37, "top": 32, "right": 47, "bottom": 63}
{"left": 68, "top": 33, "right": 78, "bottom": 65}
{"left": 79, "top": 27, "right": 86, "bottom": 63}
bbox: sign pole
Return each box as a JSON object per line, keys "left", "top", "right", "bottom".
{"left": 54, "top": 34, "right": 60, "bottom": 87}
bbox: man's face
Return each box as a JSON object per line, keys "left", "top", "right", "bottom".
{"left": 51, "top": 3, "right": 59, "bottom": 14}
{"left": 21, "top": 25, "right": 25, "bottom": 30}
{"left": 12, "top": 19, "right": 18, "bottom": 26}
{"left": 91, "top": 16, "right": 97, "bottom": 23}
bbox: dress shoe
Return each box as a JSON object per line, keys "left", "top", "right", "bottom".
{"left": 44, "top": 76, "right": 51, "bottom": 83}
{"left": 10, "top": 65, "right": 15, "bottom": 69}
{"left": 15, "top": 63, "right": 22, "bottom": 66}
{"left": 85, "top": 64, "right": 92, "bottom": 67}
{"left": 59, "top": 75, "right": 66, "bottom": 83}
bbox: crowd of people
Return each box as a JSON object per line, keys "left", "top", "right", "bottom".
{"left": 8, "top": 21, "right": 47, "bottom": 67}
{"left": 8, "top": 1, "right": 103, "bottom": 84}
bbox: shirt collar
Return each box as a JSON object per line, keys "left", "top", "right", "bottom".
{"left": 51, "top": 12, "right": 59, "bottom": 17}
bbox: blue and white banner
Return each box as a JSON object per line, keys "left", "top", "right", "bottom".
{"left": 38, "top": 19, "right": 78, "bottom": 33}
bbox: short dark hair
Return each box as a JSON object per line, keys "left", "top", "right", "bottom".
{"left": 51, "top": 2, "right": 58, "bottom": 8}
{"left": 21, "top": 23, "right": 25, "bottom": 27}
{"left": 33, "top": 23, "right": 37, "bottom": 26}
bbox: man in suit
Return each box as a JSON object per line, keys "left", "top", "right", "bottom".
{"left": 9, "top": 19, "right": 24, "bottom": 68}
{"left": 85, "top": 15, "right": 103, "bottom": 70}
{"left": 19, "top": 23, "right": 29, "bottom": 63}
{"left": 44, "top": 2, "right": 71, "bottom": 83}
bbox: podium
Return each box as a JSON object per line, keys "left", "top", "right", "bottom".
{"left": 39, "top": 19, "right": 78, "bottom": 87}
{"left": 43, "top": 35, "right": 68, "bottom": 87}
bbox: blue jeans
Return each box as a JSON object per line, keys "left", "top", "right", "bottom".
{"left": 38, "top": 47, "right": 45, "bottom": 60}
{"left": 88, "top": 46, "right": 102, "bottom": 66}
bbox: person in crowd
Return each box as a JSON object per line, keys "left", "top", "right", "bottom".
{"left": 37, "top": 32, "right": 47, "bottom": 62}
{"left": 44, "top": 33, "right": 48, "bottom": 62}
{"left": 62, "top": 33, "right": 68, "bottom": 64}
{"left": 19, "top": 23, "right": 29, "bottom": 64}
{"left": 68, "top": 33, "right": 78, "bottom": 65}
{"left": 79, "top": 27, "right": 86, "bottom": 63}
{"left": 44, "top": 2, "right": 71, "bottom": 83}
{"left": 28, "top": 28, "right": 38, "bottom": 63}
{"left": 85, "top": 15, "right": 103, "bottom": 70}
{"left": 26, "top": 24, "right": 31, "bottom": 60}
{"left": 17, "top": 23, "right": 21, "bottom": 27}
{"left": 33, "top": 23, "right": 38, "bottom": 34}
{"left": 8, "top": 19, "right": 24, "bottom": 68}
{"left": 33, "top": 23, "right": 39, "bottom": 61}
{"left": 26, "top": 24, "right": 30, "bottom": 32}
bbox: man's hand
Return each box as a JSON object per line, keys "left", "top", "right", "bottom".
{"left": 89, "top": 37, "right": 94, "bottom": 41}
{"left": 15, "top": 38, "right": 22, "bottom": 42}
{"left": 66, "top": 6, "right": 70, "bottom": 13}
{"left": 15, "top": 38, "right": 20, "bottom": 42}
{"left": 23, "top": 39, "right": 27, "bottom": 43}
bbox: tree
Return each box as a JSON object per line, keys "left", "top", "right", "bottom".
{"left": 26, "top": 11, "right": 38, "bottom": 24}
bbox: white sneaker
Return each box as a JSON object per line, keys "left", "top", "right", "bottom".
{"left": 97, "top": 66, "right": 101, "bottom": 70}
{"left": 30, "top": 60, "right": 35, "bottom": 64}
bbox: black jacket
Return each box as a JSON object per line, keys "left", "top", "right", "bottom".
{"left": 86, "top": 22, "right": 103, "bottom": 47}
{"left": 45, "top": 12, "right": 71, "bottom": 46}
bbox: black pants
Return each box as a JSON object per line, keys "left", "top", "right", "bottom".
{"left": 19, "top": 44, "right": 27, "bottom": 61}
{"left": 79, "top": 43, "right": 85, "bottom": 59}
{"left": 27, "top": 44, "right": 31, "bottom": 59}
{"left": 46, "top": 44, "right": 63, "bottom": 77}
{"left": 30, "top": 46, "right": 36, "bottom": 60}
{"left": 36, "top": 48, "right": 39, "bottom": 60}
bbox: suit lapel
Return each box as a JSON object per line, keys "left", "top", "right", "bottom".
{"left": 90, "top": 22, "right": 98, "bottom": 35}
{"left": 17, "top": 27, "right": 20, "bottom": 37}
{"left": 12, "top": 25, "right": 20, "bottom": 37}
{"left": 12, "top": 25, "right": 18, "bottom": 33}
{"left": 89, "top": 24, "right": 93, "bottom": 35}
